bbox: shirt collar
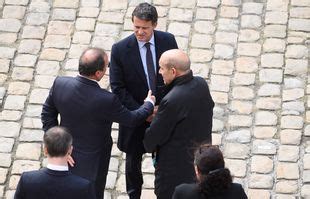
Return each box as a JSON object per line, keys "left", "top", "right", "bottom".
{"left": 78, "top": 74, "right": 98, "bottom": 82}
{"left": 47, "top": 163, "right": 69, "bottom": 171}
{"left": 137, "top": 33, "right": 155, "bottom": 49}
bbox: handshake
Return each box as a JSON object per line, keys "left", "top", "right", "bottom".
{"left": 144, "top": 90, "right": 158, "bottom": 122}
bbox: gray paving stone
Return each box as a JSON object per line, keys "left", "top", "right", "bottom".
{"left": 249, "top": 174, "right": 273, "bottom": 189}
{"left": 225, "top": 159, "right": 246, "bottom": 177}
{"left": 52, "top": 9, "right": 76, "bottom": 21}
{"left": 11, "top": 160, "right": 40, "bottom": 174}
{"left": 256, "top": 97, "right": 281, "bottom": 110}
{"left": 285, "top": 45, "right": 308, "bottom": 59}
{"left": 92, "top": 36, "right": 116, "bottom": 51}
{"left": 142, "top": 157, "right": 155, "bottom": 173}
{"left": 34, "top": 75, "right": 55, "bottom": 89}
{"left": 191, "top": 63, "right": 210, "bottom": 79}
{"left": 261, "top": 53, "right": 284, "bottom": 68}
{"left": 258, "top": 84, "right": 281, "bottom": 96}
{"left": 212, "top": 119, "right": 224, "bottom": 132}
{"left": 68, "top": 44, "right": 88, "bottom": 59}
{"left": 18, "top": 39, "right": 41, "bottom": 54}
{"left": 239, "top": 29, "right": 259, "bottom": 42}
{"left": 142, "top": 174, "right": 154, "bottom": 188}
{"left": 281, "top": 116, "right": 303, "bottom": 129}
{"left": 196, "top": 8, "right": 216, "bottom": 20}
{"left": 254, "top": 127, "right": 277, "bottom": 139}
{"left": 36, "top": 61, "right": 60, "bottom": 75}
{"left": 216, "top": 32, "right": 238, "bottom": 45}
{"left": 0, "top": 18, "right": 21, "bottom": 32}
{"left": 175, "top": 37, "right": 188, "bottom": 50}
{"left": 22, "top": 25, "right": 46, "bottom": 39}
{"left": 0, "top": 137, "right": 14, "bottom": 152}
{"left": 168, "top": 22, "right": 191, "bottom": 36}
{"left": 259, "top": 69, "right": 283, "bottom": 83}
{"left": 228, "top": 115, "right": 252, "bottom": 128}
{"left": 169, "top": 8, "right": 193, "bottom": 21}
{"left": 302, "top": 185, "right": 310, "bottom": 198}
{"left": 251, "top": 156, "right": 273, "bottom": 174}
{"left": 223, "top": 143, "right": 250, "bottom": 159}
{"left": 289, "top": 19, "right": 310, "bottom": 32}
{"left": 232, "top": 87, "right": 254, "bottom": 100}
{"left": 81, "top": 0, "right": 99, "bottom": 7}
{"left": 16, "top": 143, "right": 41, "bottom": 160}
{"left": 284, "top": 59, "right": 308, "bottom": 76}
{"left": 78, "top": 7, "right": 100, "bottom": 18}
{"left": 29, "top": 1, "right": 50, "bottom": 13}
{"left": 3, "top": 5, "right": 26, "bottom": 19}
{"left": 233, "top": 73, "right": 255, "bottom": 85}
{"left": 29, "top": 88, "right": 49, "bottom": 104}
{"left": 11, "top": 67, "right": 34, "bottom": 81}
{"left": 197, "top": 0, "right": 220, "bottom": 8}
{"left": 0, "top": 110, "right": 22, "bottom": 121}
{"left": 72, "top": 31, "right": 92, "bottom": 44}
{"left": 64, "top": 59, "right": 78, "bottom": 70}
{"left": 237, "top": 43, "right": 261, "bottom": 56}
{"left": 44, "top": 35, "right": 71, "bottom": 48}
{"left": 0, "top": 153, "right": 11, "bottom": 167}
{"left": 171, "top": 0, "right": 196, "bottom": 8}
{"left": 47, "top": 21, "right": 74, "bottom": 35}
{"left": 263, "top": 38, "right": 286, "bottom": 53}
{"left": 210, "top": 75, "right": 230, "bottom": 92}
{"left": 220, "top": 6, "right": 239, "bottom": 18}
{"left": 236, "top": 57, "right": 258, "bottom": 72}
{"left": 211, "top": 91, "right": 228, "bottom": 104}
{"left": 255, "top": 111, "right": 277, "bottom": 125}
{"left": 14, "top": 54, "right": 37, "bottom": 67}
{"left": 95, "top": 23, "right": 121, "bottom": 37}
{"left": 40, "top": 48, "right": 66, "bottom": 61}
{"left": 222, "top": 0, "right": 240, "bottom": 6}
{"left": 22, "top": 117, "right": 43, "bottom": 129}
{"left": 0, "top": 33, "right": 17, "bottom": 44}
{"left": 214, "top": 44, "right": 234, "bottom": 59}
{"left": 106, "top": 171, "right": 117, "bottom": 189}
{"left": 278, "top": 145, "right": 299, "bottom": 162}
{"left": 264, "top": 25, "right": 286, "bottom": 38}
{"left": 194, "top": 21, "right": 215, "bottom": 34}
{"left": 212, "top": 60, "right": 234, "bottom": 75}
{"left": 226, "top": 129, "right": 251, "bottom": 143}
{"left": 276, "top": 181, "right": 298, "bottom": 194}
{"left": 0, "top": 74, "right": 7, "bottom": 85}
{"left": 98, "top": 11, "right": 125, "bottom": 24}
{"left": 290, "top": 7, "right": 310, "bottom": 19}
{"left": 191, "top": 34, "right": 212, "bottom": 49}
{"left": 267, "top": 0, "right": 289, "bottom": 11}
{"left": 19, "top": 129, "right": 43, "bottom": 142}
{"left": 277, "top": 163, "right": 299, "bottom": 180}
{"left": 25, "top": 105, "right": 42, "bottom": 117}
{"left": 8, "top": 175, "right": 19, "bottom": 189}
{"left": 252, "top": 140, "right": 277, "bottom": 155}
{"left": 265, "top": 12, "right": 288, "bottom": 25}
{"left": 305, "top": 125, "right": 310, "bottom": 136}
{"left": 5, "top": 190, "right": 15, "bottom": 199}
{"left": 230, "top": 100, "right": 253, "bottom": 114}
{"left": 189, "top": 49, "right": 213, "bottom": 63}
{"left": 53, "top": 0, "right": 79, "bottom": 8}
{"left": 0, "top": 59, "right": 10, "bottom": 73}
{"left": 0, "top": 168, "right": 8, "bottom": 183}
{"left": 218, "top": 18, "right": 239, "bottom": 32}
{"left": 3, "top": 95, "right": 26, "bottom": 110}
{"left": 280, "top": 129, "right": 301, "bottom": 144}
{"left": 26, "top": 13, "right": 49, "bottom": 25}
{"left": 242, "top": 2, "right": 263, "bottom": 14}
{"left": 101, "top": 0, "right": 127, "bottom": 11}
{"left": 241, "top": 15, "right": 261, "bottom": 29}
{"left": 283, "top": 88, "right": 304, "bottom": 101}
{"left": 0, "top": 47, "right": 16, "bottom": 59}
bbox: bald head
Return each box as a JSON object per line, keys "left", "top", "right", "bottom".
{"left": 79, "top": 48, "right": 108, "bottom": 76}
{"left": 159, "top": 49, "right": 191, "bottom": 72}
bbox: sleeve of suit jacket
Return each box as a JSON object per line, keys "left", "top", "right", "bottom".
{"left": 143, "top": 99, "right": 183, "bottom": 152}
{"left": 41, "top": 78, "right": 59, "bottom": 132}
{"left": 104, "top": 94, "right": 153, "bottom": 127}
{"left": 109, "top": 43, "right": 141, "bottom": 109}
{"left": 14, "top": 173, "right": 24, "bottom": 199}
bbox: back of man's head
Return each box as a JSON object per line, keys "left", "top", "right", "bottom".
{"left": 44, "top": 126, "right": 72, "bottom": 157}
{"left": 160, "top": 49, "right": 191, "bottom": 72}
{"left": 78, "top": 47, "right": 107, "bottom": 76}
{"left": 132, "top": 2, "right": 158, "bottom": 24}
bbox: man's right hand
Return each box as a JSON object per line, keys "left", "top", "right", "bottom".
{"left": 145, "top": 90, "right": 156, "bottom": 105}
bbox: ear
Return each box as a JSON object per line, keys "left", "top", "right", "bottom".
{"left": 152, "top": 22, "right": 157, "bottom": 29}
{"left": 43, "top": 146, "right": 48, "bottom": 156}
{"left": 67, "top": 145, "right": 73, "bottom": 155}
{"left": 194, "top": 165, "right": 201, "bottom": 180}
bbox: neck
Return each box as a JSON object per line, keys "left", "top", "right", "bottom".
{"left": 48, "top": 156, "right": 68, "bottom": 166}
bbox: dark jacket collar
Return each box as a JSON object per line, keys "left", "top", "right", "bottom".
{"left": 42, "top": 168, "right": 71, "bottom": 176}
{"left": 75, "top": 75, "right": 100, "bottom": 88}
{"left": 165, "top": 70, "right": 193, "bottom": 93}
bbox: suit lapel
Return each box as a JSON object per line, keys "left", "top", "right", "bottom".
{"left": 126, "top": 35, "right": 148, "bottom": 86}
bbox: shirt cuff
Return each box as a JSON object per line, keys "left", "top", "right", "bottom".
{"left": 145, "top": 97, "right": 155, "bottom": 106}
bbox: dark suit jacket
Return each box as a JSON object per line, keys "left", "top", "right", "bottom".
{"left": 14, "top": 168, "right": 96, "bottom": 199}
{"left": 143, "top": 71, "right": 214, "bottom": 198}
{"left": 110, "top": 30, "right": 178, "bottom": 152}
{"left": 172, "top": 183, "right": 248, "bottom": 199}
{"left": 41, "top": 76, "right": 153, "bottom": 182}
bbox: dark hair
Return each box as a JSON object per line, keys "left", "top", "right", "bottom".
{"left": 44, "top": 126, "right": 72, "bottom": 157}
{"left": 78, "top": 48, "right": 106, "bottom": 76}
{"left": 194, "top": 144, "right": 232, "bottom": 197}
{"left": 132, "top": 3, "right": 158, "bottom": 24}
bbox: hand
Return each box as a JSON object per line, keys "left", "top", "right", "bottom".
{"left": 146, "top": 106, "right": 158, "bottom": 122}
{"left": 145, "top": 90, "right": 156, "bottom": 104}
{"left": 67, "top": 155, "right": 75, "bottom": 167}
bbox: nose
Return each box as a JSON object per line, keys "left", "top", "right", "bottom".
{"left": 137, "top": 28, "right": 144, "bottom": 35}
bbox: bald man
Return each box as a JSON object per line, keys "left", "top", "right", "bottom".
{"left": 143, "top": 49, "right": 214, "bottom": 199}
{"left": 41, "top": 48, "right": 155, "bottom": 199}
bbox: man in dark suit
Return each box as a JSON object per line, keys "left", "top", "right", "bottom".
{"left": 143, "top": 49, "right": 215, "bottom": 199}
{"left": 109, "top": 3, "right": 178, "bottom": 198}
{"left": 41, "top": 48, "right": 155, "bottom": 199}
{"left": 15, "top": 126, "right": 96, "bottom": 199}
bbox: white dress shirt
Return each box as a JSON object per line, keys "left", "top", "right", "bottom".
{"left": 47, "top": 163, "right": 69, "bottom": 171}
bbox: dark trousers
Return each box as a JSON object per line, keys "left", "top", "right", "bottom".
{"left": 125, "top": 150, "right": 144, "bottom": 199}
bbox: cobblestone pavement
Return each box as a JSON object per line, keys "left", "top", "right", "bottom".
{"left": 0, "top": 0, "right": 309, "bottom": 198}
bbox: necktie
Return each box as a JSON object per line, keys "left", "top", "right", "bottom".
{"left": 144, "top": 42, "right": 156, "bottom": 95}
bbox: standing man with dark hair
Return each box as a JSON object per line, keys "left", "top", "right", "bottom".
{"left": 109, "top": 3, "right": 178, "bottom": 198}
{"left": 41, "top": 48, "right": 155, "bottom": 199}
{"left": 143, "top": 49, "right": 214, "bottom": 199}
{"left": 15, "top": 126, "right": 96, "bottom": 199}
